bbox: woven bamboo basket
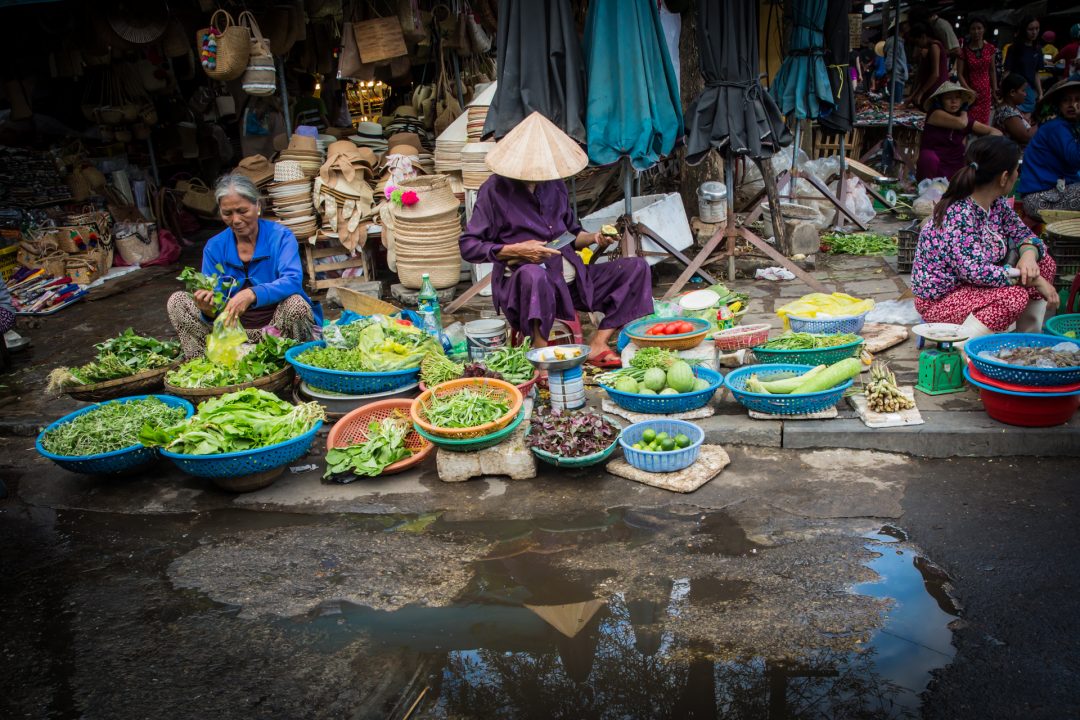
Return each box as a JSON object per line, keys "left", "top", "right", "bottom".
{"left": 397, "top": 260, "right": 460, "bottom": 289}
{"left": 66, "top": 361, "right": 181, "bottom": 402}
{"left": 411, "top": 378, "right": 523, "bottom": 439}
{"left": 163, "top": 365, "right": 294, "bottom": 403}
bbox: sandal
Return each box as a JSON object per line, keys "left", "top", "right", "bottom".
{"left": 587, "top": 349, "right": 622, "bottom": 369}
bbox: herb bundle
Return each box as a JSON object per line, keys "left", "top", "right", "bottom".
{"left": 47, "top": 329, "right": 181, "bottom": 394}
{"left": 40, "top": 398, "right": 187, "bottom": 457}
{"left": 166, "top": 335, "right": 296, "bottom": 388}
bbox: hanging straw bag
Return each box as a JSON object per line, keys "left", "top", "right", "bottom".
{"left": 197, "top": 10, "right": 250, "bottom": 81}
{"left": 239, "top": 11, "right": 277, "bottom": 96}
{"left": 434, "top": 54, "right": 462, "bottom": 134}
{"left": 181, "top": 178, "right": 218, "bottom": 215}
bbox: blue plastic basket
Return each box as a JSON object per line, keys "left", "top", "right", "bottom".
{"left": 751, "top": 337, "right": 865, "bottom": 365}
{"left": 36, "top": 395, "right": 195, "bottom": 475}
{"left": 413, "top": 410, "right": 526, "bottom": 452}
{"left": 618, "top": 419, "right": 704, "bottom": 473}
{"left": 599, "top": 366, "right": 722, "bottom": 414}
{"left": 787, "top": 312, "right": 867, "bottom": 334}
{"left": 161, "top": 421, "right": 323, "bottom": 478}
{"left": 529, "top": 416, "right": 623, "bottom": 468}
{"left": 286, "top": 341, "right": 421, "bottom": 394}
{"left": 1045, "top": 314, "right": 1080, "bottom": 338}
{"left": 724, "top": 363, "right": 854, "bottom": 415}
{"left": 965, "top": 333, "right": 1080, "bottom": 386}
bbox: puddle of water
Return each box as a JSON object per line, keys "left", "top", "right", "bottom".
{"left": 270, "top": 521, "right": 957, "bottom": 719}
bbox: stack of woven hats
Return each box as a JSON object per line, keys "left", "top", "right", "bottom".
{"left": 460, "top": 142, "right": 496, "bottom": 190}
{"left": 466, "top": 105, "right": 488, "bottom": 141}
{"left": 349, "top": 121, "right": 388, "bottom": 156}
{"left": 267, "top": 160, "right": 317, "bottom": 240}
{"left": 313, "top": 140, "right": 377, "bottom": 253}
{"left": 383, "top": 174, "right": 462, "bottom": 289}
{"left": 235, "top": 154, "right": 275, "bottom": 191}
{"left": 276, "top": 134, "right": 322, "bottom": 177}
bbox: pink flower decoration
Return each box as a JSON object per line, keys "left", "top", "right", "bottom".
{"left": 384, "top": 185, "right": 397, "bottom": 199}
{"left": 400, "top": 190, "right": 419, "bottom": 206}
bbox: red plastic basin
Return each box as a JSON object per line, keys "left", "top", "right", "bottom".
{"left": 977, "top": 388, "right": 1080, "bottom": 427}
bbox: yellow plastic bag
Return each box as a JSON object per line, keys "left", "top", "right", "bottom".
{"left": 777, "top": 292, "right": 875, "bottom": 328}
{"left": 206, "top": 313, "right": 248, "bottom": 366}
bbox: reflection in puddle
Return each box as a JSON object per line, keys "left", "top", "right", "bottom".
{"left": 281, "top": 521, "right": 956, "bottom": 718}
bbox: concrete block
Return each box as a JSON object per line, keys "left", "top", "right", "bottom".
{"left": 696, "top": 412, "right": 783, "bottom": 448}
{"left": 391, "top": 283, "right": 457, "bottom": 306}
{"left": 782, "top": 412, "right": 1080, "bottom": 458}
{"left": 786, "top": 220, "right": 822, "bottom": 256}
{"left": 435, "top": 425, "right": 537, "bottom": 482}
{"left": 607, "top": 445, "right": 731, "bottom": 493}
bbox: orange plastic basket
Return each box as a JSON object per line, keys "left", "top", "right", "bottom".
{"left": 326, "top": 399, "right": 433, "bottom": 476}
{"left": 410, "top": 377, "right": 523, "bottom": 439}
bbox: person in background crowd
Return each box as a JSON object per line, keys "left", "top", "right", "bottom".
{"left": 1039, "top": 30, "right": 1058, "bottom": 86}
{"left": 292, "top": 74, "right": 329, "bottom": 132}
{"left": 167, "top": 174, "right": 319, "bottom": 359}
{"left": 909, "top": 23, "right": 950, "bottom": 108}
{"left": 917, "top": 81, "right": 1002, "bottom": 181}
{"left": 884, "top": 23, "right": 909, "bottom": 104}
{"left": 1017, "top": 79, "right": 1080, "bottom": 221}
{"left": 929, "top": 9, "right": 961, "bottom": 59}
{"left": 994, "top": 73, "right": 1038, "bottom": 147}
{"left": 912, "top": 136, "right": 1057, "bottom": 345}
{"left": 956, "top": 17, "right": 998, "bottom": 126}
{"left": 1053, "top": 24, "right": 1080, "bottom": 65}
{"left": 1004, "top": 16, "right": 1045, "bottom": 113}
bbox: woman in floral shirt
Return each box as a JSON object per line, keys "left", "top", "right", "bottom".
{"left": 912, "top": 136, "right": 1058, "bottom": 342}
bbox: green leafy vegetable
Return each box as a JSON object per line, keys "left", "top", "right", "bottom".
{"left": 821, "top": 232, "right": 898, "bottom": 256}
{"left": 298, "top": 317, "right": 443, "bottom": 372}
{"left": 177, "top": 265, "right": 236, "bottom": 313}
{"left": 139, "top": 388, "right": 324, "bottom": 455}
{"left": 41, "top": 398, "right": 186, "bottom": 456}
{"left": 759, "top": 332, "right": 860, "bottom": 350}
{"left": 421, "top": 389, "right": 509, "bottom": 428}
{"left": 166, "top": 335, "right": 297, "bottom": 388}
{"left": 421, "top": 352, "right": 465, "bottom": 386}
{"left": 481, "top": 340, "right": 534, "bottom": 385}
{"left": 324, "top": 412, "right": 413, "bottom": 480}
{"left": 47, "top": 329, "right": 181, "bottom": 393}
{"left": 597, "top": 347, "right": 699, "bottom": 387}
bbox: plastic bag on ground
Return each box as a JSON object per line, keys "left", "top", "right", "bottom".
{"left": 843, "top": 177, "right": 877, "bottom": 226}
{"left": 865, "top": 299, "right": 924, "bottom": 325}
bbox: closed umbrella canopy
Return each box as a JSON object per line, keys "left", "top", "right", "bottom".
{"left": 482, "top": 0, "right": 587, "bottom": 143}
{"left": 770, "top": 0, "right": 834, "bottom": 122}
{"left": 583, "top": 0, "right": 684, "bottom": 170}
{"left": 818, "top": 0, "right": 855, "bottom": 134}
{"left": 684, "top": 0, "right": 791, "bottom": 164}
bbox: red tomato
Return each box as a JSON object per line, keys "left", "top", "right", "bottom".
{"left": 663, "top": 324, "right": 679, "bottom": 335}
{"left": 678, "top": 321, "right": 694, "bottom": 333}
{"left": 645, "top": 326, "right": 658, "bottom": 335}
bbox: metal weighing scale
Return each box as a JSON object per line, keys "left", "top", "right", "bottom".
{"left": 911, "top": 323, "right": 968, "bottom": 395}
{"left": 526, "top": 344, "right": 592, "bottom": 411}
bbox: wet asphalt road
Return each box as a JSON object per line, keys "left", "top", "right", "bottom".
{"left": 1, "top": 453, "right": 1078, "bottom": 719}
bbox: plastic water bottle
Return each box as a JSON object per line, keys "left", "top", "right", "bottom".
{"left": 417, "top": 273, "right": 442, "bottom": 338}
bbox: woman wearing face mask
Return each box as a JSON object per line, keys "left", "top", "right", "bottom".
{"left": 955, "top": 17, "right": 998, "bottom": 126}
{"left": 1017, "top": 79, "right": 1080, "bottom": 222}
{"left": 993, "top": 74, "right": 1038, "bottom": 147}
{"left": 912, "top": 136, "right": 1058, "bottom": 343}
{"left": 917, "top": 81, "right": 1002, "bottom": 181}
{"left": 166, "top": 173, "right": 320, "bottom": 359}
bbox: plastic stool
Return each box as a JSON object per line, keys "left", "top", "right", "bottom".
{"left": 509, "top": 312, "right": 585, "bottom": 346}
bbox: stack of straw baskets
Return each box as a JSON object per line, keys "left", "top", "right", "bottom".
{"left": 384, "top": 175, "right": 462, "bottom": 289}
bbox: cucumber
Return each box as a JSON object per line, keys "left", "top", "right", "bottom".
{"left": 757, "top": 365, "right": 827, "bottom": 394}
{"left": 790, "top": 358, "right": 862, "bottom": 394}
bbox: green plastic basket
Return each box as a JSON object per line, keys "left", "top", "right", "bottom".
{"left": 1045, "top": 314, "right": 1080, "bottom": 338}
{"left": 529, "top": 416, "right": 623, "bottom": 468}
{"left": 751, "top": 337, "right": 865, "bottom": 365}
{"left": 412, "top": 410, "right": 525, "bottom": 452}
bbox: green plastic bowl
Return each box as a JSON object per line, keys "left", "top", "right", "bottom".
{"left": 529, "top": 416, "right": 623, "bottom": 468}
{"left": 1045, "top": 314, "right": 1080, "bottom": 338}
{"left": 751, "top": 337, "right": 865, "bottom": 365}
{"left": 412, "top": 410, "right": 525, "bottom": 452}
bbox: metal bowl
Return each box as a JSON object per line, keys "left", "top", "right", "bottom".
{"left": 526, "top": 344, "right": 592, "bottom": 372}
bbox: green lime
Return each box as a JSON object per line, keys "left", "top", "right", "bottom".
{"left": 660, "top": 438, "right": 675, "bottom": 451}
{"left": 642, "top": 429, "right": 656, "bottom": 443}
{"left": 656, "top": 432, "right": 669, "bottom": 441}
{"left": 674, "top": 434, "right": 691, "bottom": 448}
{"left": 649, "top": 442, "right": 660, "bottom": 451}
{"left": 633, "top": 443, "right": 643, "bottom": 450}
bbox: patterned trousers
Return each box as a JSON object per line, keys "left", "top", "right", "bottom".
{"left": 1021, "top": 184, "right": 1080, "bottom": 222}
{"left": 167, "top": 291, "right": 315, "bottom": 359}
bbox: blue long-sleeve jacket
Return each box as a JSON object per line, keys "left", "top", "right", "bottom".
{"left": 1017, "top": 117, "right": 1080, "bottom": 194}
{"left": 202, "top": 219, "right": 320, "bottom": 322}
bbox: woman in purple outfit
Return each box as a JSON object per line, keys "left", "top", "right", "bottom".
{"left": 460, "top": 112, "right": 652, "bottom": 369}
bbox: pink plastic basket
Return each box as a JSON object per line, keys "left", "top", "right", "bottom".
{"left": 714, "top": 323, "right": 771, "bottom": 352}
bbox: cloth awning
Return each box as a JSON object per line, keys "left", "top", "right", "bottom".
{"left": 482, "top": 0, "right": 587, "bottom": 143}
{"left": 684, "top": 0, "right": 792, "bottom": 163}
{"left": 770, "top": 0, "right": 834, "bottom": 122}
{"left": 582, "top": 0, "right": 684, "bottom": 170}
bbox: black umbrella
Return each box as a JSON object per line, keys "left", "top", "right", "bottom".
{"left": 482, "top": 0, "right": 587, "bottom": 143}
{"left": 818, "top": 0, "right": 854, "bottom": 135}
{"left": 684, "top": 0, "right": 791, "bottom": 164}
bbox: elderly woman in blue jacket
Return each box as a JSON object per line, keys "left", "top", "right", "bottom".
{"left": 167, "top": 173, "right": 319, "bottom": 358}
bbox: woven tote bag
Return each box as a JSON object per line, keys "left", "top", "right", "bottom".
{"left": 239, "top": 11, "right": 277, "bottom": 96}
{"left": 198, "top": 10, "right": 250, "bottom": 81}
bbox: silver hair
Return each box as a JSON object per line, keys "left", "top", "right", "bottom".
{"left": 213, "top": 173, "right": 261, "bottom": 207}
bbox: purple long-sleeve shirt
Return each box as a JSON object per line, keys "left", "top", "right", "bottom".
{"left": 460, "top": 175, "right": 596, "bottom": 319}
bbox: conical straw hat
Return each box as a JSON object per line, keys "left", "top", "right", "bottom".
{"left": 485, "top": 111, "right": 588, "bottom": 182}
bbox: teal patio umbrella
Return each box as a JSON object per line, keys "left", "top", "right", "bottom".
{"left": 770, "top": 0, "right": 834, "bottom": 122}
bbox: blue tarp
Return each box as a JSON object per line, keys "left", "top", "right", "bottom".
{"left": 770, "top": 0, "right": 835, "bottom": 121}
{"left": 583, "top": 0, "right": 684, "bottom": 170}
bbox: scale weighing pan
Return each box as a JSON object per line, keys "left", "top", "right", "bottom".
{"left": 526, "top": 344, "right": 592, "bottom": 371}
{"left": 912, "top": 323, "right": 968, "bottom": 346}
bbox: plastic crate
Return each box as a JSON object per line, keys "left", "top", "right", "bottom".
{"left": 0, "top": 245, "right": 17, "bottom": 281}
{"left": 896, "top": 222, "right": 919, "bottom": 274}
{"left": 618, "top": 419, "right": 704, "bottom": 473}
{"left": 724, "top": 363, "right": 854, "bottom": 415}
